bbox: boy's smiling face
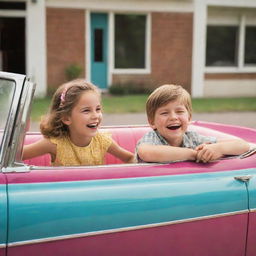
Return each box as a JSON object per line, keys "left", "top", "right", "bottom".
{"left": 150, "top": 99, "right": 191, "bottom": 146}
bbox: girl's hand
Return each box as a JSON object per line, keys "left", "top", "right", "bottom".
{"left": 108, "top": 141, "right": 136, "bottom": 163}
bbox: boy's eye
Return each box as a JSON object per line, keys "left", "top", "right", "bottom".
{"left": 82, "top": 109, "right": 90, "bottom": 113}
{"left": 160, "top": 112, "right": 168, "bottom": 115}
{"left": 96, "top": 107, "right": 102, "bottom": 112}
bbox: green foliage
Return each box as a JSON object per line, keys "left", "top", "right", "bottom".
{"left": 192, "top": 97, "right": 256, "bottom": 112}
{"left": 30, "top": 95, "right": 256, "bottom": 121}
{"left": 109, "top": 83, "right": 152, "bottom": 95}
{"left": 30, "top": 96, "right": 52, "bottom": 121}
{"left": 65, "top": 64, "right": 83, "bottom": 81}
{"left": 46, "top": 86, "right": 57, "bottom": 97}
{"left": 102, "top": 95, "right": 148, "bottom": 113}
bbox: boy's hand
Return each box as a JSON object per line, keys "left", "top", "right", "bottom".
{"left": 195, "top": 143, "right": 223, "bottom": 163}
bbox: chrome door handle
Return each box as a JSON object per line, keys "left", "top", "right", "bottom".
{"left": 234, "top": 175, "right": 253, "bottom": 182}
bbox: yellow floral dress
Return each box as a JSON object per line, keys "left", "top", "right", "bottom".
{"left": 50, "top": 133, "right": 112, "bottom": 166}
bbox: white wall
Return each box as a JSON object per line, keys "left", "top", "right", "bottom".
{"left": 204, "top": 80, "right": 256, "bottom": 97}
{"left": 191, "top": 0, "right": 207, "bottom": 97}
{"left": 46, "top": 0, "right": 193, "bottom": 12}
{"left": 192, "top": 0, "right": 256, "bottom": 97}
{"left": 27, "top": 0, "right": 47, "bottom": 97}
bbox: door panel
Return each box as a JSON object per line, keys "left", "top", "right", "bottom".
{"left": 7, "top": 214, "right": 248, "bottom": 256}
{"left": 0, "top": 71, "right": 34, "bottom": 256}
{"left": 0, "top": 174, "right": 7, "bottom": 256}
{"left": 246, "top": 175, "right": 256, "bottom": 256}
{"left": 90, "top": 13, "right": 108, "bottom": 89}
{"left": 6, "top": 167, "right": 249, "bottom": 256}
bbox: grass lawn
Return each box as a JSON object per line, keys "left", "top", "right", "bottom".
{"left": 30, "top": 95, "right": 256, "bottom": 121}
{"left": 192, "top": 97, "right": 256, "bottom": 112}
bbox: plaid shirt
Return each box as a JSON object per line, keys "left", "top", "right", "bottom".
{"left": 136, "top": 130, "right": 217, "bottom": 162}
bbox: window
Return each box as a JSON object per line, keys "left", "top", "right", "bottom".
{"left": 114, "top": 14, "right": 146, "bottom": 69}
{"left": 206, "top": 26, "right": 238, "bottom": 67}
{"left": 0, "top": 1, "right": 26, "bottom": 10}
{"left": 206, "top": 10, "right": 256, "bottom": 70}
{"left": 244, "top": 26, "right": 256, "bottom": 65}
{"left": 94, "top": 29, "right": 103, "bottom": 62}
{"left": 0, "top": 79, "right": 15, "bottom": 149}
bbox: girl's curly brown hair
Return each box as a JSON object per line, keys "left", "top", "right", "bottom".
{"left": 40, "top": 79, "right": 100, "bottom": 138}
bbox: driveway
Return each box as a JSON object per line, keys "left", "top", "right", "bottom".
{"left": 30, "top": 111, "right": 256, "bottom": 131}
{"left": 101, "top": 112, "right": 256, "bottom": 129}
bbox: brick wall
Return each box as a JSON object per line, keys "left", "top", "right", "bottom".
{"left": 47, "top": 8, "right": 85, "bottom": 90}
{"left": 46, "top": 9, "right": 193, "bottom": 93}
{"left": 151, "top": 12, "right": 193, "bottom": 92}
{"left": 113, "top": 12, "right": 193, "bottom": 93}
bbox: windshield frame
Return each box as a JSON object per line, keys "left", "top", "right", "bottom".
{"left": 0, "top": 72, "right": 26, "bottom": 169}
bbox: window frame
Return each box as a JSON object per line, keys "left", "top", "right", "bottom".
{"left": 205, "top": 10, "right": 256, "bottom": 74}
{"left": 111, "top": 12, "right": 151, "bottom": 74}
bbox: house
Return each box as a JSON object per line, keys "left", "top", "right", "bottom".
{"left": 0, "top": 0, "right": 256, "bottom": 97}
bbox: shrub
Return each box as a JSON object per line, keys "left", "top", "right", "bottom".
{"left": 47, "top": 86, "right": 56, "bottom": 97}
{"left": 109, "top": 83, "right": 152, "bottom": 95}
{"left": 65, "top": 64, "right": 83, "bottom": 81}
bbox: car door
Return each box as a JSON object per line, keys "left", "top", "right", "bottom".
{"left": 0, "top": 71, "right": 33, "bottom": 256}
{"left": 0, "top": 173, "right": 7, "bottom": 256}
{"left": 246, "top": 175, "right": 256, "bottom": 256}
{"left": 4, "top": 164, "right": 250, "bottom": 256}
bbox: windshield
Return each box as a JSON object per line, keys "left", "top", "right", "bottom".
{"left": 0, "top": 78, "right": 15, "bottom": 149}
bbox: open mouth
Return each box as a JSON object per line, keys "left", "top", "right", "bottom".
{"left": 167, "top": 125, "right": 181, "bottom": 130}
{"left": 87, "top": 123, "right": 98, "bottom": 129}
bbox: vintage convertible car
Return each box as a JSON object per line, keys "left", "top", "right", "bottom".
{"left": 0, "top": 71, "right": 256, "bottom": 256}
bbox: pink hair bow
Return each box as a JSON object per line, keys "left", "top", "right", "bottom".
{"left": 60, "top": 88, "right": 67, "bottom": 107}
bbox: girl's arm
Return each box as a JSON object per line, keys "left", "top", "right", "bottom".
{"left": 195, "top": 139, "right": 250, "bottom": 163}
{"left": 137, "top": 144, "right": 197, "bottom": 163}
{"left": 22, "top": 138, "right": 56, "bottom": 160}
{"left": 107, "top": 141, "right": 136, "bottom": 163}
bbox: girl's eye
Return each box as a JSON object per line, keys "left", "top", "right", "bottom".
{"left": 82, "top": 109, "right": 90, "bottom": 113}
{"left": 160, "top": 112, "right": 168, "bottom": 115}
{"left": 96, "top": 107, "right": 102, "bottom": 112}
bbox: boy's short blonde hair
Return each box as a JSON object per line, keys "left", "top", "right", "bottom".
{"left": 146, "top": 84, "right": 192, "bottom": 124}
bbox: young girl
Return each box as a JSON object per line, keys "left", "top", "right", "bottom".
{"left": 23, "top": 79, "right": 135, "bottom": 166}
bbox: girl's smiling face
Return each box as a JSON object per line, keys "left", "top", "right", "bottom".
{"left": 150, "top": 99, "right": 191, "bottom": 146}
{"left": 62, "top": 91, "right": 102, "bottom": 146}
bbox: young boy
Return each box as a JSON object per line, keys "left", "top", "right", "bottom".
{"left": 136, "top": 84, "right": 250, "bottom": 163}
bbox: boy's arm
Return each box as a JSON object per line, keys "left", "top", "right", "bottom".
{"left": 196, "top": 139, "right": 250, "bottom": 163}
{"left": 216, "top": 139, "right": 250, "bottom": 155}
{"left": 137, "top": 144, "right": 197, "bottom": 163}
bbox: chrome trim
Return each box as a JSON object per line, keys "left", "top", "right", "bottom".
{"left": 0, "top": 244, "right": 6, "bottom": 248}
{"left": 0, "top": 72, "right": 25, "bottom": 169}
{"left": 234, "top": 175, "right": 253, "bottom": 182}
{"left": 30, "top": 162, "right": 157, "bottom": 170}
{"left": 249, "top": 208, "right": 256, "bottom": 213}
{"left": 2, "top": 165, "right": 31, "bottom": 173}
{"left": 13, "top": 80, "right": 36, "bottom": 165}
{"left": 240, "top": 148, "right": 256, "bottom": 159}
{"left": 8, "top": 210, "right": 248, "bottom": 247}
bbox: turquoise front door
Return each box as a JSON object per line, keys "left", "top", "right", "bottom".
{"left": 90, "top": 13, "right": 108, "bottom": 89}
